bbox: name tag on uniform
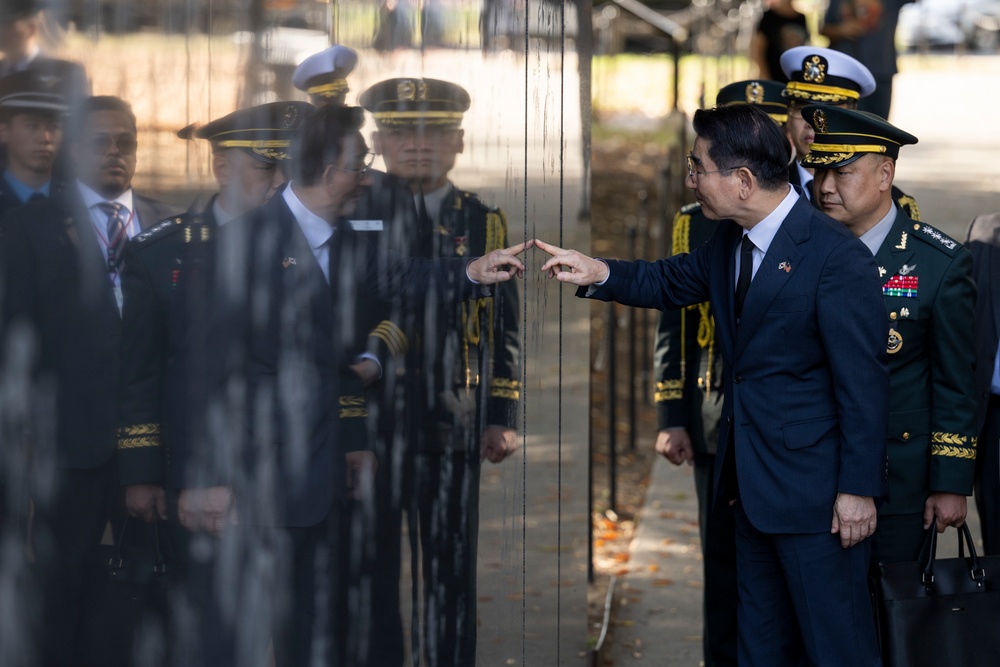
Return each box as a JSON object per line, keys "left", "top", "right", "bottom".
{"left": 349, "top": 219, "right": 384, "bottom": 231}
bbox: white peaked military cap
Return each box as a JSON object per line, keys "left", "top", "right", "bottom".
{"left": 292, "top": 45, "right": 359, "bottom": 100}
{"left": 780, "top": 46, "right": 877, "bottom": 105}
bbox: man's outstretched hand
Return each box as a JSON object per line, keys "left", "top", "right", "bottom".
{"left": 535, "top": 239, "right": 609, "bottom": 286}
{"left": 467, "top": 241, "right": 533, "bottom": 284}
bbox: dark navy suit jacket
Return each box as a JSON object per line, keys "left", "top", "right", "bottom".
{"left": 584, "top": 193, "right": 890, "bottom": 534}
{"left": 967, "top": 211, "right": 1000, "bottom": 433}
{"left": 1, "top": 188, "right": 175, "bottom": 469}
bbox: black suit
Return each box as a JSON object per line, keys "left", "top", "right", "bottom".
{"left": 0, "top": 186, "right": 175, "bottom": 666}
{"left": 966, "top": 211, "right": 1000, "bottom": 555}
{"left": 203, "top": 191, "right": 394, "bottom": 666}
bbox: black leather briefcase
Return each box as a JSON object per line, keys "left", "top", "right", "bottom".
{"left": 871, "top": 520, "right": 1000, "bottom": 667}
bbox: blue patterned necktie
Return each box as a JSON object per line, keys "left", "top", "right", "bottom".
{"left": 99, "top": 201, "right": 127, "bottom": 274}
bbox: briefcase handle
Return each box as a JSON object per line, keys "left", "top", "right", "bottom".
{"left": 919, "top": 518, "right": 985, "bottom": 587}
{"left": 108, "top": 515, "right": 168, "bottom": 576}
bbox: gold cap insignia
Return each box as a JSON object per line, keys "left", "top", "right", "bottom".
{"left": 281, "top": 105, "right": 298, "bottom": 129}
{"left": 39, "top": 74, "right": 62, "bottom": 89}
{"left": 397, "top": 80, "right": 428, "bottom": 102}
{"left": 813, "top": 109, "right": 828, "bottom": 133}
{"left": 802, "top": 55, "right": 827, "bottom": 84}
{"left": 746, "top": 82, "right": 763, "bottom": 104}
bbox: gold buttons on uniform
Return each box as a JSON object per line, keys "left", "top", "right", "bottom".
{"left": 902, "top": 432, "right": 910, "bottom": 440}
{"left": 913, "top": 224, "right": 920, "bottom": 230}
{"left": 890, "top": 312, "right": 897, "bottom": 320}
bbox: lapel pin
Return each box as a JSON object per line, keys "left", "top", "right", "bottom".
{"left": 282, "top": 257, "right": 297, "bottom": 268}
{"left": 778, "top": 261, "right": 791, "bottom": 273}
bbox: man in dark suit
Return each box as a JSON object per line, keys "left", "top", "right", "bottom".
{"left": 966, "top": 211, "right": 1000, "bottom": 555}
{"left": 0, "top": 94, "right": 176, "bottom": 666}
{"left": 806, "top": 106, "right": 977, "bottom": 565}
{"left": 535, "top": 103, "right": 888, "bottom": 667}
{"left": 653, "top": 79, "right": 789, "bottom": 667}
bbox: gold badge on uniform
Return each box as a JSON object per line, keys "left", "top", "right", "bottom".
{"left": 887, "top": 328, "right": 903, "bottom": 354}
{"left": 802, "top": 55, "right": 827, "bottom": 83}
{"left": 454, "top": 235, "right": 469, "bottom": 257}
{"left": 813, "top": 109, "right": 828, "bottom": 134}
{"left": 746, "top": 82, "right": 763, "bottom": 104}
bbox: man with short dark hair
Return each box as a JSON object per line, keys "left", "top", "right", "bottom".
{"left": 653, "top": 79, "right": 789, "bottom": 667}
{"left": 0, "top": 94, "right": 175, "bottom": 666}
{"left": 805, "top": 105, "right": 977, "bottom": 566}
{"left": 535, "top": 103, "right": 888, "bottom": 667}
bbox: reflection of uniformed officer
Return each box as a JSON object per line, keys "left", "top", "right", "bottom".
{"left": 359, "top": 77, "right": 521, "bottom": 667}
{"left": 804, "top": 105, "right": 977, "bottom": 565}
{"left": 117, "top": 101, "right": 313, "bottom": 503}
{"left": 0, "top": 69, "right": 68, "bottom": 217}
{"left": 291, "top": 44, "right": 358, "bottom": 108}
{"left": 780, "top": 46, "right": 921, "bottom": 220}
{"left": 654, "top": 79, "right": 787, "bottom": 667}
{"left": 115, "top": 101, "right": 313, "bottom": 665}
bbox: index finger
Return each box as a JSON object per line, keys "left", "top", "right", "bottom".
{"left": 503, "top": 240, "right": 533, "bottom": 256}
{"left": 532, "top": 239, "right": 565, "bottom": 256}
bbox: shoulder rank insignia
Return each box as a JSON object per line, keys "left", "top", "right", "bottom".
{"left": 134, "top": 218, "right": 181, "bottom": 244}
{"left": 918, "top": 224, "right": 958, "bottom": 251}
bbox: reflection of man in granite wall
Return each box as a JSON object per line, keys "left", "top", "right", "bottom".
{"left": 360, "top": 77, "right": 521, "bottom": 666}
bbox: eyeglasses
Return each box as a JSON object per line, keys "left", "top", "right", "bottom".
{"left": 686, "top": 154, "right": 747, "bottom": 179}
{"left": 87, "top": 133, "right": 138, "bottom": 156}
{"left": 335, "top": 151, "right": 376, "bottom": 176}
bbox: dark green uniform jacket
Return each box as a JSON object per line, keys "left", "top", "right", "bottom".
{"left": 876, "top": 209, "right": 977, "bottom": 514}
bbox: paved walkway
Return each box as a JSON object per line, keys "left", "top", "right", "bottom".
{"left": 606, "top": 55, "right": 1000, "bottom": 666}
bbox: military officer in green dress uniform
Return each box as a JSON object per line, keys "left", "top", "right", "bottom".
{"left": 654, "top": 79, "right": 788, "bottom": 667}
{"left": 359, "top": 77, "right": 521, "bottom": 667}
{"left": 780, "top": 46, "right": 921, "bottom": 221}
{"left": 803, "top": 105, "right": 977, "bottom": 565}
